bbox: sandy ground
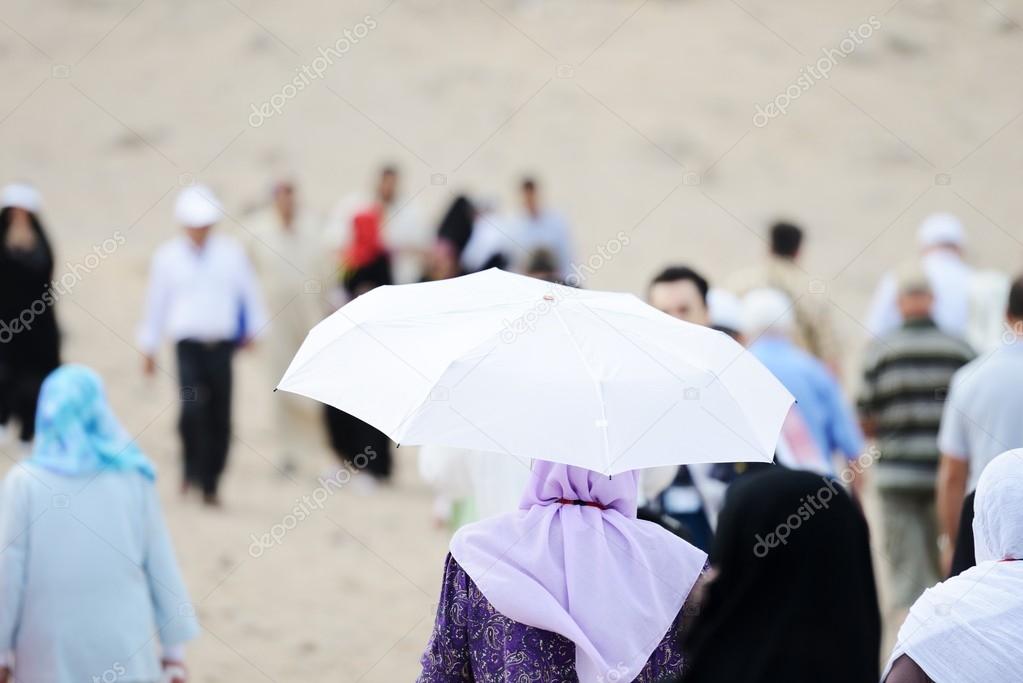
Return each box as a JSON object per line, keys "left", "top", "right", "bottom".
{"left": 2, "top": 0, "right": 1023, "bottom": 679}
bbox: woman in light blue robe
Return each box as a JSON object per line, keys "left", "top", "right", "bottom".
{"left": 0, "top": 365, "right": 198, "bottom": 682}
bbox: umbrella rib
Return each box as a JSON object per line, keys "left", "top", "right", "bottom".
{"left": 549, "top": 305, "right": 612, "bottom": 475}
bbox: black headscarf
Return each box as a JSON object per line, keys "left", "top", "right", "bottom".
{"left": 436, "top": 195, "right": 475, "bottom": 256}
{"left": 681, "top": 468, "right": 880, "bottom": 683}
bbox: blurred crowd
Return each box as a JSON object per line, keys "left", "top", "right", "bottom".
{"left": 1, "top": 169, "right": 1022, "bottom": 681}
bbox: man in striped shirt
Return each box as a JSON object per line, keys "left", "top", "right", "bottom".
{"left": 857, "top": 265, "right": 975, "bottom": 615}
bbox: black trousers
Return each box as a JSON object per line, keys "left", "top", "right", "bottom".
{"left": 0, "top": 368, "right": 46, "bottom": 442}
{"left": 324, "top": 405, "right": 392, "bottom": 480}
{"left": 176, "top": 340, "right": 234, "bottom": 495}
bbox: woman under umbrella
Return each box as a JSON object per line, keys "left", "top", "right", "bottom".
{"left": 0, "top": 183, "right": 60, "bottom": 449}
{"left": 0, "top": 365, "right": 198, "bottom": 681}
{"left": 417, "top": 460, "right": 708, "bottom": 682}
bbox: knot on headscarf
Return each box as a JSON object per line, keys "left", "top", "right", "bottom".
{"left": 522, "top": 459, "right": 637, "bottom": 517}
{"left": 29, "top": 365, "right": 155, "bottom": 480}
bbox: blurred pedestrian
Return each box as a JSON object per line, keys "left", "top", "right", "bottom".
{"left": 508, "top": 177, "right": 574, "bottom": 280}
{"left": 644, "top": 266, "right": 714, "bottom": 548}
{"left": 247, "top": 179, "right": 324, "bottom": 475}
{"left": 858, "top": 265, "right": 974, "bottom": 617}
{"left": 138, "top": 185, "right": 267, "bottom": 506}
{"left": 417, "top": 461, "right": 707, "bottom": 682}
{"left": 741, "top": 288, "right": 865, "bottom": 495}
{"left": 867, "top": 213, "right": 973, "bottom": 339}
{"left": 326, "top": 165, "right": 427, "bottom": 284}
{"left": 936, "top": 275, "right": 1023, "bottom": 565}
{"left": 460, "top": 198, "right": 514, "bottom": 273}
{"left": 0, "top": 183, "right": 60, "bottom": 452}
{"left": 728, "top": 221, "right": 839, "bottom": 371}
{"left": 882, "top": 449, "right": 1023, "bottom": 683}
{"left": 324, "top": 206, "right": 394, "bottom": 485}
{"left": 435, "top": 194, "right": 475, "bottom": 260}
{"left": 0, "top": 365, "right": 198, "bottom": 682}
{"left": 680, "top": 468, "right": 880, "bottom": 683}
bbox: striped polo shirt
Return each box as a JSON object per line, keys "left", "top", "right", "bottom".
{"left": 858, "top": 317, "right": 975, "bottom": 490}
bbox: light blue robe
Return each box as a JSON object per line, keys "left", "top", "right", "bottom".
{"left": 0, "top": 464, "right": 199, "bottom": 681}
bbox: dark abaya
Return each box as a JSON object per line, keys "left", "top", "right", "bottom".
{"left": 680, "top": 468, "right": 881, "bottom": 683}
{"left": 0, "top": 207, "right": 60, "bottom": 442}
{"left": 948, "top": 490, "right": 976, "bottom": 577}
{"left": 326, "top": 242, "right": 393, "bottom": 480}
{"left": 435, "top": 195, "right": 475, "bottom": 257}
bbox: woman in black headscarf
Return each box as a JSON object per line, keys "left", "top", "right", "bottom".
{"left": 435, "top": 194, "right": 475, "bottom": 258}
{"left": 0, "top": 184, "right": 61, "bottom": 447}
{"left": 679, "top": 468, "right": 880, "bottom": 683}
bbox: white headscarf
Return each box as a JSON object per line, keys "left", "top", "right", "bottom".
{"left": 883, "top": 449, "right": 1023, "bottom": 682}
{"left": 1, "top": 182, "right": 42, "bottom": 213}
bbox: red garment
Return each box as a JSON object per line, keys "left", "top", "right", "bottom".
{"left": 344, "top": 206, "right": 386, "bottom": 270}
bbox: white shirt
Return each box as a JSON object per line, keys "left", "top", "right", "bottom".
{"left": 138, "top": 233, "right": 268, "bottom": 353}
{"left": 866, "top": 249, "right": 973, "bottom": 339}
{"left": 938, "top": 342, "right": 1023, "bottom": 492}
{"left": 0, "top": 465, "right": 199, "bottom": 681}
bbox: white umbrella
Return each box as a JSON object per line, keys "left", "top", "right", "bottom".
{"left": 278, "top": 269, "right": 793, "bottom": 475}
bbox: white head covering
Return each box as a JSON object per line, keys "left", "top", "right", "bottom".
{"left": 917, "top": 213, "right": 965, "bottom": 249}
{"left": 740, "top": 287, "right": 794, "bottom": 337}
{"left": 174, "top": 184, "right": 224, "bottom": 228}
{"left": 708, "top": 288, "right": 742, "bottom": 332}
{"left": 1, "top": 182, "right": 42, "bottom": 213}
{"left": 882, "top": 450, "right": 1023, "bottom": 683}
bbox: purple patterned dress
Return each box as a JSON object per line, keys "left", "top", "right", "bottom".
{"left": 417, "top": 554, "right": 688, "bottom": 682}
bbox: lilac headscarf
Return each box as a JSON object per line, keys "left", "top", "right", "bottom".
{"left": 450, "top": 461, "right": 707, "bottom": 683}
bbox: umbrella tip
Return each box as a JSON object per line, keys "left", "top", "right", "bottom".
{"left": 273, "top": 387, "right": 278, "bottom": 392}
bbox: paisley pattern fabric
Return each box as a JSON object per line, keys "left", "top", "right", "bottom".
{"left": 418, "top": 555, "right": 688, "bottom": 683}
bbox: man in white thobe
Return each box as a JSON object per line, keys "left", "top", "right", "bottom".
{"left": 246, "top": 180, "right": 325, "bottom": 474}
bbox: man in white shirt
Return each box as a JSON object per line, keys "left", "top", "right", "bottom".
{"left": 937, "top": 275, "right": 1023, "bottom": 562}
{"left": 138, "top": 185, "right": 267, "bottom": 506}
{"left": 866, "top": 213, "right": 974, "bottom": 339}
{"left": 509, "top": 177, "right": 574, "bottom": 281}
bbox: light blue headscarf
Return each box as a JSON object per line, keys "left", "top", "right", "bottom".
{"left": 29, "top": 365, "right": 156, "bottom": 480}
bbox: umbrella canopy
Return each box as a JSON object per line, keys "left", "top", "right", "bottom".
{"left": 278, "top": 269, "right": 793, "bottom": 475}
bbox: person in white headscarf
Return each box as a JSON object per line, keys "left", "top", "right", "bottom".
{"left": 866, "top": 213, "right": 974, "bottom": 340}
{"left": 882, "top": 449, "right": 1023, "bottom": 682}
